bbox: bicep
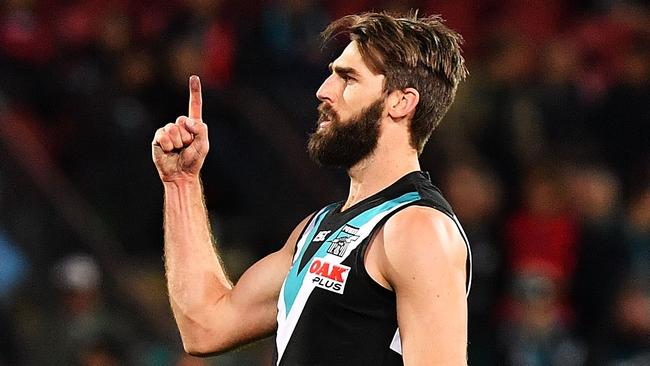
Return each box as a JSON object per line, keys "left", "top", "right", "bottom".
{"left": 189, "top": 214, "right": 313, "bottom": 355}
{"left": 222, "top": 248, "right": 293, "bottom": 337}
{"left": 383, "top": 208, "right": 468, "bottom": 365}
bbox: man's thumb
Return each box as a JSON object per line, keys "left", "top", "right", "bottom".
{"left": 185, "top": 119, "right": 207, "bottom": 145}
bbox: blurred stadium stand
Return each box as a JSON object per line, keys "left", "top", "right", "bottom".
{"left": 0, "top": 0, "right": 648, "bottom": 365}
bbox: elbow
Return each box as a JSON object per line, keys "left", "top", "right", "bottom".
{"left": 171, "top": 296, "right": 244, "bottom": 357}
{"left": 171, "top": 300, "right": 228, "bottom": 356}
{"left": 182, "top": 340, "right": 215, "bottom": 357}
{"left": 182, "top": 341, "right": 205, "bottom": 357}
{"left": 179, "top": 324, "right": 246, "bottom": 357}
{"left": 176, "top": 317, "right": 236, "bottom": 357}
{"left": 180, "top": 332, "right": 225, "bottom": 357}
{"left": 175, "top": 316, "right": 223, "bottom": 356}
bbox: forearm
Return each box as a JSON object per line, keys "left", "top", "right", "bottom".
{"left": 163, "top": 177, "right": 231, "bottom": 340}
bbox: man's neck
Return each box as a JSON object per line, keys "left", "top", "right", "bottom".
{"left": 342, "top": 143, "right": 420, "bottom": 212}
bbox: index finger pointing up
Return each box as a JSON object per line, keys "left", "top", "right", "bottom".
{"left": 188, "top": 75, "right": 202, "bottom": 120}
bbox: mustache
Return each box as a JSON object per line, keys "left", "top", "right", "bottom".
{"left": 317, "top": 103, "right": 338, "bottom": 124}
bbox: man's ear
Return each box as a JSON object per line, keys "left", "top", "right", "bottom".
{"left": 387, "top": 87, "right": 419, "bottom": 120}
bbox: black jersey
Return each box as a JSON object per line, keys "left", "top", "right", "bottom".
{"left": 275, "top": 171, "right": 472, "bottom": 366}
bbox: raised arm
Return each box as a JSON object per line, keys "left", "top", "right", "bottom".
{"left": 152, "top": 75, "right": 309, "bottom": 355}
{"left": 378, "top": 206, "right": 468, "bottom": 365}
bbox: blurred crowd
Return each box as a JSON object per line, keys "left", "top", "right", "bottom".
{"left": 0, "top": 0, "right": 648, "bottom": 365}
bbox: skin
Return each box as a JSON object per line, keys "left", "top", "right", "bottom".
{"left": 152, "top": 41, "right": 468, "bottom": 364}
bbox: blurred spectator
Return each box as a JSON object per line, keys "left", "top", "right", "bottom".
{"left": 77, "top": 335, "right": 128, "bottom": 366}
{"left": 500, "top": 163, "right": 581, "bottom": 363}
{"left": 607, "top": 281, "right": 650, "bottom": 365}
{"left": 0, "top": 168, "right": 29, "bottom": 364}
{"left": 624, "top": 181, "right": 650, "bottom": 285}
{"left": 535, "top": 39, "right": 592, "bottom": 158}
{"left": 505, "top": 163, "right": 578, "bottom": 284}
{"left": 471, "top": 33, "right": 544, "bottom": 193}
{"left": 617, "top": 177, "right": 650, "bottom": 366}
{"left": 34, "top": 254, "right": 139, "bottom": 365}
{"left": 597, "top": 37, "right": 650, "bottom": 193}
{"left": 261, "top": 0, "right": 329, "bottom": 71}
{"left": 568, "top": 164, "right": 630, "bottom": 363}
{"left": 0, "top": 309, "right": 22, "bottom": 365}
{"left": 442, "top": 160, "right": 504, "bottom": 365}
{"left": 163, "top": 0, "right": 236, "bottom": 90}
{"left": 0, "top": 0, "right": 55, "bottom": 65}
{"left": 0, "top": 231, "right": 29, "bottom": 304}
{"left": 0, "top": 1, "right": 648, "bottom": 364}
{"left": 0, "top": 231, "right": 28, "bottom": 366}
{"left": 499, "top": 270, "right": 586, "bottom": 366}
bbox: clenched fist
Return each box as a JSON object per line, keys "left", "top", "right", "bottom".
{"left": 152, "top": 75, "right": 209, "bottom": 182}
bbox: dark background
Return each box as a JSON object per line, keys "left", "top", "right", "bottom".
{"left": 0, "top": 0, "right": 648, "bottom": 365}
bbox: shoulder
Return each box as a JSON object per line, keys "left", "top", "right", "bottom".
{"left": 383, "top": 205, "right": 465, "bottom": 255}
{"left": 384, "top": 205, "right": 458, "bottom": 240}
{"left": 380, "top": 206, "right": 467, "bottom": 289}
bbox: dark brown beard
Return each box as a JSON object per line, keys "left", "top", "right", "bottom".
{"left": 307, "top": 97, "right": 384, "bottom": 169}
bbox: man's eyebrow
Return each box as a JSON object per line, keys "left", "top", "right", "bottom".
{"left": 328, "top": 63, "right": 360, "bottom": 78}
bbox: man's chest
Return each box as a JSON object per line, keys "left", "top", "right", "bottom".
{"left": 286, "top": 221, "right": 366, "bottom": 299}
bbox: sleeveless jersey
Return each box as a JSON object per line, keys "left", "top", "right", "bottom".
{"left": 275, "top": 171, "right": 472, "bottom": 366}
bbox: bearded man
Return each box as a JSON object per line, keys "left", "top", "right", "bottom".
{"left": 152, "top": 12, "right": 472, "bottom": 366}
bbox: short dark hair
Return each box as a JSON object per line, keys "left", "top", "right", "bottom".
{"left": 322, "top": 11, "right": 468, "bottom": 154}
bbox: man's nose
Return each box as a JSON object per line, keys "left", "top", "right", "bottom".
{"left": 316, "top": 74, "right": 337, "bottom": 103}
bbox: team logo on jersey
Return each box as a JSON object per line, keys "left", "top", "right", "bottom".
{"left": 307, "top": 258, "right": 350, "bottom": 294}
{"left": 326, "top": 225, "right": 359, "bottom": 257}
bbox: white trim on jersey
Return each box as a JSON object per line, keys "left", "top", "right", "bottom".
{"left": 276, "top": 206, "right": 328, "bottom": 339}
{"left": 390, "top": 328, "right": 402, "bottom": 355}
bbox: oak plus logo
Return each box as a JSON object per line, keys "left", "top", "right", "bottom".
{"left": 307, "top": 258, "right": 350, "bottom": 294}
{"left": 326, "top": 225, "right": 359, "bottom": 257}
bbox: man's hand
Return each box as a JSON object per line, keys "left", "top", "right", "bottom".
{"left": 152, "top": 75, "right": 209, "bottom": 182}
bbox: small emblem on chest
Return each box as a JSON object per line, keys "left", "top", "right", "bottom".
{"left": 313, "top": 230, "right": 331, "bottom": 242}
{"left": 326, "top": 224, "right": 360, "bottom": 257}
{"left": 307, "top": 258, "right": 351, "bottom": 294}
